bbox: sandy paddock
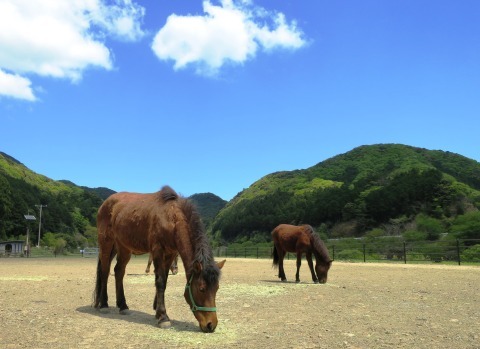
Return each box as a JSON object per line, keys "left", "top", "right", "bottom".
{"left": 0, "top": 257, "right": 479, "bottom": 348}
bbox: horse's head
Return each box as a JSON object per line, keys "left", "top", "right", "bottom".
{"left": 184, "top": 259, "right": 226, "bottom": 332}
{"left": 315, "top": 260, "right": 332, "bottom": 284}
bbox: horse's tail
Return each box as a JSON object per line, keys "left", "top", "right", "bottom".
{"left": 272, "top": 245, "right": 279, "bottom": 268}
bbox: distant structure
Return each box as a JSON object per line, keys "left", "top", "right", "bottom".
{"left": 0, "top": 240, "right": 25, "bottom": 257}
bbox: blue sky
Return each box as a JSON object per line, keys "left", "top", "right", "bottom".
{"left": 1, "top": 0, "right": 479, "bottom": 201}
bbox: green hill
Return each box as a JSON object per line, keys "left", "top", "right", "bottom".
{"left": 0, "top": 151, "right": 224, "bottom": 249}
{"left": 189, "top": 193, "right": 227, "bottom": 228}
{"left": 211, "top": 144, "right": 480, "bottom": 241}
{"left": 0, "top": 152, "right": 106, "bottom": 247}
{"left": 59, "top": 180, "right": 116, "bottom": 201}
{"left": 3, "top": 144, "right": 480, "bottom": 249}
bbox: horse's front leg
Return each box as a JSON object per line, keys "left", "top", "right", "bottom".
{"left": 295, "top": 253, "right": 302, "bottom": 283}
{"left": 306, "top": 252, "right": 318, "bottom": 283}
{"left": 154, "top": 266, "right": 171, "bottom": 328}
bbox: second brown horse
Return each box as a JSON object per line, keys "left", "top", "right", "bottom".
{"left": 272, "top": 224, "right": 332, "bottom": 283}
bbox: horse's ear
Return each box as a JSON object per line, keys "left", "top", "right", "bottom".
{"left": 216, "top": 259, "right": 226, "bottom": 269}
{"left": 193, "top": 260, "right": 203, "bottom": 274}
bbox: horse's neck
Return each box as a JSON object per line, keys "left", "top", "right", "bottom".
{"left": 174, "top": 222, "right": 196, "bottom": 278}
{"left": 311, "top": 237, "right": 329, "bottom": 264}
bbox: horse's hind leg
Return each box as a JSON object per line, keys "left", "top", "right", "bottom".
{"left": 95, "top": 243, "right": 116, "bottom": 311}
{"left": 278, "top": 250, "right": 287, "bottom": 282}
{"left": 114, "top": 246, "right": 132, "bottom": 314}
{"left": 295, "top": 253, "right": 302, "bottom": 283}
{"left": 170, "top": 255, "right": 179, "bottom": 275}
{"left": 306, "top": 252, "right": 318, "bottom": 283}
{"left": 145, "top": 254, "right": 152, "bottom": 273}
{"left": 153, "top": 255, "right": 173, "bottom": 328}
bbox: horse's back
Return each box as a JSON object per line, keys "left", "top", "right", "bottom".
{"left": 99, "top": 186, "right": 178, "bottom": 217}
{"left": 97, "top": 190, "right": 177, "bottom": 253}
{"left": 98, "top": 192, "right": 153, "bottom": 225}
{"left": 272, "top": 224, "right": 310, "bottom": 253}
{"left": 272, "top": 224, "right": 307, "bottom": 238}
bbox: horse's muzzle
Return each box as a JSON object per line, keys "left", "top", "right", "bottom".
{"left": 200, "top": 320, "right": 217, "bottom": 333}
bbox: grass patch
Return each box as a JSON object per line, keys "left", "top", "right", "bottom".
{"left": 137, "top": 322, "right": 238, "bottom": 347}
{"left": 0, "top": 276, "right": 48, "bottom": 281}
{"left": 220, "top": 282, "right": 287, "bottom": 299}
{"left": 126, "top": 275, "right": 155, "bottom": 284}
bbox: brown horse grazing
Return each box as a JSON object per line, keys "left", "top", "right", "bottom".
{"left": 93, "top": 186, "right": 225, "bottom": 333}
{"left": 272, "top": 224, "right": 332, "bottom": 284}
{"left": 145, "top": 253, "right": 178, "bottom": 275}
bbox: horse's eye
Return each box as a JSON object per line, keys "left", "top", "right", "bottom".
{"left": 199, "top": 287, "right": 206, "bottom": 293}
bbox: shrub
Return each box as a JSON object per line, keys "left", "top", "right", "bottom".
{"left": 336, "top": 249, "right": 364, "bottom": 260}
{"left": 461, "top": 244, "right": 480, "bottom": 262}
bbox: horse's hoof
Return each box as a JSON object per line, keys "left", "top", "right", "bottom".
{"left": 119, "top": 309, "right": 131, "bottom": 315}
{"left": 296, "top": 280, "right": 300, "bottom": 283}
{"left": 98, "top": 307, "right": 110, "bottom": 314}
{"left": 158, "top": 320, "right": 172, "bottom": 329}
{"left": 281, "top": 279, "right": 287, "bottom": 282}
{"left": 314, "top": 280, "right": 319, "bottom": 284}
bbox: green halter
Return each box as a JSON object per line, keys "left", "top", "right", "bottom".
{"left": 185, "top": 274, "right": 217, "bottom": 313}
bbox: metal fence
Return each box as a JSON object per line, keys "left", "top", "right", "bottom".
{"left": 82, "top": 247, "right": 99, "bottom": 258}
{"left": 213, "top": 239, "right": 480, "bottom": 265}
{"left": 3, "top": 239, "right": 479, "bottom": 265}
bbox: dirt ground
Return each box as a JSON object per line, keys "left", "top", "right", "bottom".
{"left": 0, "top": 257, "right": 479, "bottom": 349}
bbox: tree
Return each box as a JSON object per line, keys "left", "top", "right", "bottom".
{"left": 415, "top": 214, "right": 443, "bottom": 240}
{"left": 450, "top": 211, "right": 480, "bottom": 242}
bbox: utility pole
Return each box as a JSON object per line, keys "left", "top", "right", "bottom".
{"left": 35, "top": 204, "right": 47, "bottom": 247}
{"left": 24, "top": 213, "right": 36, "bottom": 257}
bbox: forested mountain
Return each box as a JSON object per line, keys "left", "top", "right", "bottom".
{"left": 3, "top": 144, "right": 480, "bottom": 250}
{"left": 211, "top": 144, "right": 480, "bottom": 242}
{"left": 189, "top": 193, "right": 227, "bottom": 228}
{"left": 0, "top": 151, "right": 223, "bottom": 250}
{"left": 59, "top": 180, "right": 116, "bottom": 200}
{"left": 0, "top": 152, "right": 105, "bottom": 247}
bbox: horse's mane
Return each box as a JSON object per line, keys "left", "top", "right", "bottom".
{"left": 158, "top": 185, "right": 178, "bottom": 202}
{"left": 304, "top": 225, "right": 331, "bottom": 263}
{"left": 171, "top": 190, "right": 221, "bottom": 289}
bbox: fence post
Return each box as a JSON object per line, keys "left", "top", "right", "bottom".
{"left": 403, "top": 241, "right": 407, "bottom": 264}
{"left": 457, "top": 239, "right": 461, "bottom": 266}
{"left": 257, "top": 247, "right": 259, "bottom": 259}
{"left": 332, "top": 245, "right": 335, "bottom": 261}
{"left": 245, "top": 248, "right": 247, "bottom": 258}
{"left": 363, "top": 243, "right": 366, "bottom": 262}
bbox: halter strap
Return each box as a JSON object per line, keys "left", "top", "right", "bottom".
{"left": 185, "top": 274, "right": 217, "bottom": 312}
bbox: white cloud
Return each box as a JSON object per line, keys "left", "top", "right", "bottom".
{"left": 0, "top": 0, "right": 145, "bottom": 101}
{"left": 0, "top": 69, "right": 36, "bottom": 101}
{"left": 151, "top": 0, "right": 307, "bottom": 75}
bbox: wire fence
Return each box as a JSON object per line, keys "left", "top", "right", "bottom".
{"left": 3, "top": 239, "right": 479, "bottom": 265}
{"left": 213, "top": 239, "right": 480, "bottom": 265}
